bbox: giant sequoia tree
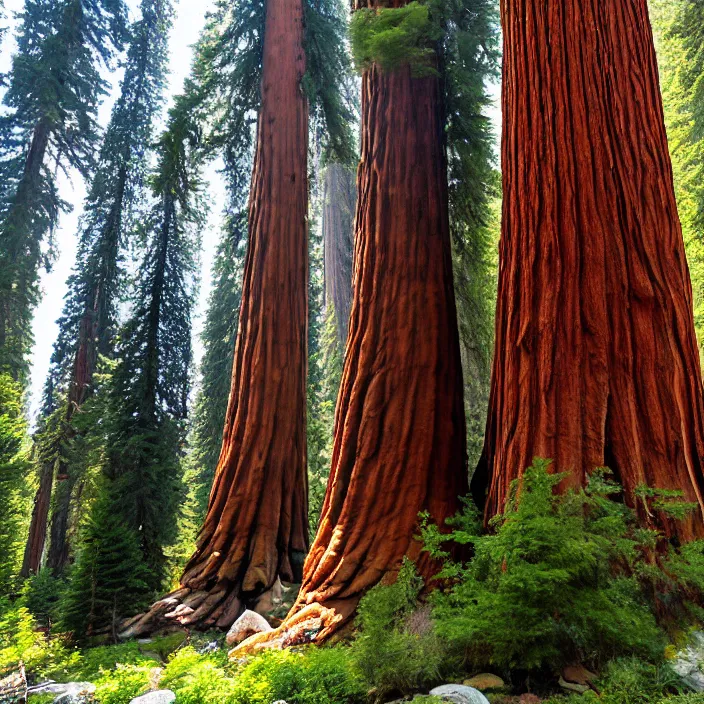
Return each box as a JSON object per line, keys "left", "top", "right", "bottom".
{"left": 471, "top": 0, "right": 704, "bottom": 541}
{"left": 21, "top": 0, "right": 173, "bottom": 578}
{"left": 235, "top": 0, "right": 491, "bottom": 650}
{"left": 0, "top": 0, "right": 127, "bottom": 383}
{"left": 122, "top": 0, "right": 353, "bottom": 636}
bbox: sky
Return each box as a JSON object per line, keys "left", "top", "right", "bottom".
{"left": 0, "top": 0, "right": 226, "bottom": 419}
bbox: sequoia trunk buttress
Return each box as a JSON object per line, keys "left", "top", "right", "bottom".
{"left": 121, "top": 0, "right": 310, "bottom": 636}
{"left": 235, "top": 37, "right": 468, "bottom": 651}
{"left": 471, "top": 0, "right": 704, "bottom": 541}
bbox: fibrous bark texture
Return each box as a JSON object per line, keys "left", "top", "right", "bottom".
{"left": 121, "top": 0, "right": 310, "bottom": 637}
{"left": 323, "top": 163, "right": 356, "bottom": 347}
{"left": 471, "top": 0, "right": 704, "bottom": 542}
{"left": 234, "top": 48, "right": 468, "bottom": 653}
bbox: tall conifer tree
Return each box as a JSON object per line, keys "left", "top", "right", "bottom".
{"left": 64, "top": 89, "right": 205, "bottom": 637}
{"left": 22, "top": 0, "right": 174, "bottom": 577}
{"left": 122, "top": 0, "right": 355, "bottom": 636}
{"left": 0, "top": 0, "right": 127, "bottom": 383}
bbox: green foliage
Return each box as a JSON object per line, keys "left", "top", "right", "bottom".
{"left": 0, "top": 597, "right": 70, "bottom": 678}
{"left": 60, "top": 482, "right": 151, "bottom": 641}
{"left": 544, "top": 658, "right": 684, "bottom": 704}
{"left": 0, "top": 373, "right": 30, "bottom": 592}
{"left": 94, "top": 663, "right": 153, "bottom": 704}
{"left": 424, "top": 461, "right": 672, "bottom": 671}
{"left": 160, "top": 646, "right": 365, "bottom": 704}
{"left": 350, "top": 2, "right": 441, "bottom": 74}
{"left": 350, "top": 560, "right": 456, "bottom": 699}
{"left": 651, "top": 1, "right": 704, "bottom": 349}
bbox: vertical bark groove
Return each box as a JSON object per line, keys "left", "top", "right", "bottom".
{"left": 472, "top": 0, "right": 704, "bottom": 541}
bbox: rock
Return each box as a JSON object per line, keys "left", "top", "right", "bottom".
{"left": 128, "top": 691, "right": 176, "bottom": 704}
{"left": 429, "top": 684, "right": 491, "bottom": 704}
{"left": 558, "top": 677, "right": 589, "bottom": 694}
{"left": 673, "top": 632, "right": 704, "bottom": 692}
{"left": 226, "top": 609, "right": 273, "bottom": 646}
{"left": 561, "top": 665, "right": 597, "bottom": 686}
{"left": 198, "top": 641, "right": 220, "bottom": 654}
{"left": 0, "top": 665, "right": 26, "bottom": 703}
{"left": 463, "top": 674, "right": 506, "bottom": 692}
{"left": 28, "top": 681, "right": 96, "bottom": 703}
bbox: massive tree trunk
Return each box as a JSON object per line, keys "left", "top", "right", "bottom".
{"left": 233, "top": 33, "right": 468, "bottom": 652}
{"left": 471, "top": 0, "right": 704, "bottom": 542}
{"left": 323, "top": 163, "right": 355, "bottom": 347}
{"left": 121, "top": 0, "right": 309, "bottom": 637}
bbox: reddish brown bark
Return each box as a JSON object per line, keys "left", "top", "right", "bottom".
{"left": 234, "top": 42, "right": 468, "bottom": 653}
{"left": 121, "top": 0, "right": 310, "bottom": 637}
{"left": 471, "top": 0, "right": 704, "bottom": 541}
{"left": 323, "top": 163, "right": 356, "bottom": 347}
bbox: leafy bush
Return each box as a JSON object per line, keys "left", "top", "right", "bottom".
{"left": 544, "top": 657, "right": 684, "bottom": 704}
{"left": 0, "top": 598, "right": 71, "bottom": 678}
{"left": 423, "top": 461, "right": 673, "bottom": 671}
{"left": 350, "top": 559, "right": 457, "bottom": 700}
{"left": 93, "top": 663, "right": 153, "bottom": 704}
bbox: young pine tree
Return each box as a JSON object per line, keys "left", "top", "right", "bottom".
{"left": 0, "top": 0, "right": 128, "bottom": 383}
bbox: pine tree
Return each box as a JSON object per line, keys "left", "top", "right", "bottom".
{"left": 102, "top": 90, "right": 204, "bottom": 589}
{"left": 0, "top": 0, "right": 128, "bottom": 383}
{"left": 21, "top": 0, "right": 174, "bottom": 578}
{"left": 63, "top": 89, "right": 204, "bottom": 636}
{"left": 471, "top": 0, "right": 704, "bottom": 542}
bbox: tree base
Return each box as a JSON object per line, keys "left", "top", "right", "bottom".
{"left": 119, "top": 579, "right": 290, "bottom": 639}
{"left": 227, "top": 599, "right": 357, "bottom": 657}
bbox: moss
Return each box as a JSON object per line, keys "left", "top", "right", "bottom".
{"left": 349, "top": 2, "right": 442, "bottom": 75}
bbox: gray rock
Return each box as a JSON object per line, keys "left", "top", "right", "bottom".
{"left": 226, "top": 609, "right": 273, "bottom": 646}
{"left": 128, "top": 692, "right": 176, "bottom": 704}
{"left": 673, "top": 632, "right": 704, "bottom": 692}
{"left": 429, "top": 685, "right": 490, "bottom": 704}
{"left": 198, "top": 640, "right": 220, "bottom": 654}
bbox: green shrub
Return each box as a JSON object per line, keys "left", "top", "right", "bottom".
{"left": 544, "top": 658, "right": 684, "bottom": 704}
{"left": 93, "top": 663, "right": 153, "bottom": 704}
{"left": 349, "top": 2, "right": 442, "bottom": 74}
{"left": 0, "top": 598, "right": 70, "bottom": 678}
{"left": 350, "top": 560, "right": 457, "bottom": 700}
{"left": 423, "top": 461, "right": 668, "bottom": 671}
{"left": 161, "top": 645, "right": 365, "bottom": 704}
